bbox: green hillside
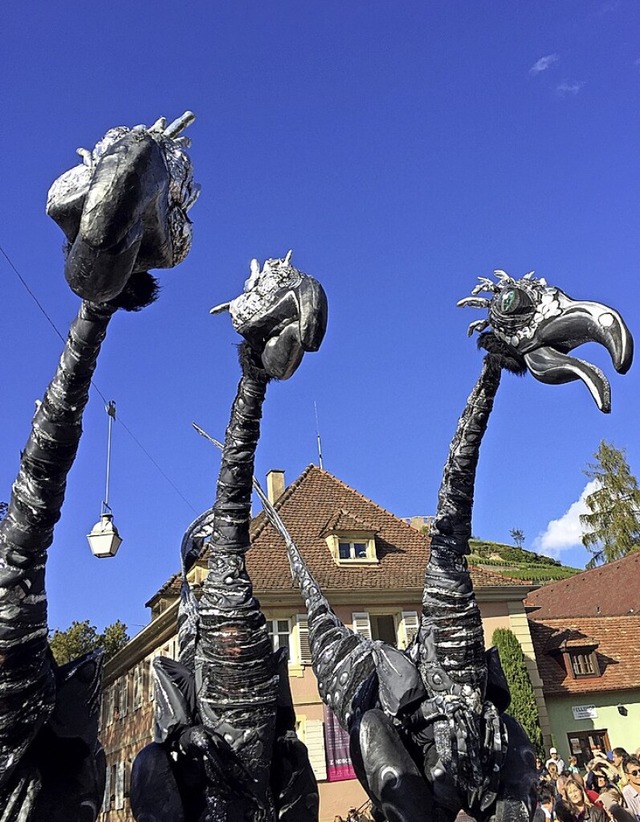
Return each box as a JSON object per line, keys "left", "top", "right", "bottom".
{"left": 467, "top": 539, "right": 581, "bottom": 583}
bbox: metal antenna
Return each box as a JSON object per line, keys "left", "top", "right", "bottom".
{"left": 314, "top": 401, "right": 324, "bottom": 469}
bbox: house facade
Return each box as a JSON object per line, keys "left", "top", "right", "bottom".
{"left": 527, "top": 552, "right": 640, "bottom": 768}
{"left": 99, "top": 465, "right": 548, "bottom": 821}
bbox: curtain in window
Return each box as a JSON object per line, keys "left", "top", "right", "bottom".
{"left": 323, "top": 704, "right": 356, "bottom": 781}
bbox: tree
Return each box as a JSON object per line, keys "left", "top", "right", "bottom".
{"left": 491, "top": 627, "right": 544, "bottom": 756}
{"left": 101, "top": 619, "right": 129, "bottom": 660}
{"left": 580, "top": 440, "right": 640, "bottom": 570}
{"left": 49, "top": 619, "right": 129, "bottom": 665}
{"left": 509, "top": 528, "right": 525, "bottom": 549}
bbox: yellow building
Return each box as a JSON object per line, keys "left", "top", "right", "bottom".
{"left": 99, "top": 466, "right": 548, "bottom": 821}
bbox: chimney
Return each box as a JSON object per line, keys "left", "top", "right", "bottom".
{"left": 266, "top": 469, "right": 286, "bottom": 504}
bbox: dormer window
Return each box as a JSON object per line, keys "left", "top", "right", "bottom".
{"left": 568, "top": 650, "right": 600, "bottom": 678}
{"left": 326, "top": 531, "right": 378, "bottom": 565}
{"left": 320, "top": 508, "right": 379, "bottom": 566}
{"left": 546, "top": 629, "right": 602, "bottom": 680}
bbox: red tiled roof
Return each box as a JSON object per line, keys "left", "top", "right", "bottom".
{"left": 529, "top": 614, "right": 640, "bottom": 695}
{"left": 149, "top": 466, "right": 530, "bottom": 603}
{"left": 252, "top": 466, "right": 532, "bottom": 591}
{"left": 525, "top": 552, "right": 640, "bottom": 618}
{"left": 318, "top": 508, "right": 378, "bottom": 537}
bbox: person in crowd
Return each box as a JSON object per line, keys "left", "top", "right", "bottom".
{"left": 599, "top": 786, "right": 636, "bottom": 822}
{"left": 594, "top": 773, "right": 612, "bottom": 794}
{"left": 613, "top": 750, "right": 630, "bottom": 786}
{"left": 537, "top": 757, "right": 551, "bottom": 780}
{"left": 568, "top": 757, "right": 581, "bottom": 775}
{"left": 546, "top": 763, "right": 560, "bottom": 792}
{"left": 589, "top": 760, "right": 619, "bottom": 791}
{"left": 548, "top": 748, "right": 567, "bottom": 775}
{"left": 556, "top": 777, "right": 608, "bottom": 822}
{"left": 535, "top": 784, "right": 557, "bottom": 822}
{"left": 621, "top": 756, "right": 640, "bottom": 821}
{"left": 558, "top": 776, "right": 571, "bottom": 800}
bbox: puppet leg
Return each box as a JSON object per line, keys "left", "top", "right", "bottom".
{"left": 350, "top": 708, "right": 434, "bottom": 822}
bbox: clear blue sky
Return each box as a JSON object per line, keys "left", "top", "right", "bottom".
{"left": 2, "top": 1, "right": 639, "bottom": 636}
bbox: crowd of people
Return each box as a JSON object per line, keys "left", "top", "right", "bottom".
{"left": 534, "top": 745, "right": 640, "bottom": 822}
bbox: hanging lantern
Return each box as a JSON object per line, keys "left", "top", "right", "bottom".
{"left": 87, "top": 400, "right": 122, "bottom": 558}
{"left": 87, "top": 511, "right": 122, "bottom": 558}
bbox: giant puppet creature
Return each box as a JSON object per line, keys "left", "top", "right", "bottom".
{"left": 130, "top": 252, "right": 328, "bottom": 821}
{"left": 267, "top": 271, "right": 632, "bottom": 822}
{"left": 0, "top": 114, "right": 198, "bottom": 821}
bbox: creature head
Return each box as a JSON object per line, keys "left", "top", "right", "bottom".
{"left": 458, "top": 271, "right": 633, "bottom": 412}
{"left": 47, "top": 113, "right": 200, "bottom": 272}
{"left": 211, "top": 251, "right": 328, "bottom": 379}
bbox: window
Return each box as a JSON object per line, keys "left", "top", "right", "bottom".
{"left": 352, "top": 610, "right": 420, "bottom": 649}
{"left": 326, "top": 532, "right": 378, "bottom": 565}
{"left": 370, "top": 614, "right": 397, "bottom": 646}
{"left": 569, "top": 651, "right": 598, "bottom": 677}
{"left": 267, "top": 618, "right": 291, "bottom": 653}
{"left": 338, "top": 541, "right": 368, "bottom": 560}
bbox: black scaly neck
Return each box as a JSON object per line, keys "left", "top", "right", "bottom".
{"left": 0, "top": 300, "right": 116, "bottom": 794}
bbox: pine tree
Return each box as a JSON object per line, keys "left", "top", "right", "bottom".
{"left": 491, "top": 627, "right": 543, "bottom": 756}
{"left": 580, "top": 440, "right": 640, "bottom": 570}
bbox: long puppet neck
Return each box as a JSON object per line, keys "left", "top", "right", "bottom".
{"left": 0, "top": 300, "right": 116, "bottom": 790}
{"left": 196, "top": 343, "right": 278, "bottom": 811}
{"left": 418, "top": 354, "right": 503, "bottom": 694}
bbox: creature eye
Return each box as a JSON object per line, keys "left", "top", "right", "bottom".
{"left": 499, "top": 288, "right": 533, "bottom": 315}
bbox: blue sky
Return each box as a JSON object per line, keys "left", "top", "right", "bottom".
{"left": 2, "top": 1, "right": 639, "bottom": 636}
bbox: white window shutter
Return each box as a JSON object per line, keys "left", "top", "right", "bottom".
{"left": 133, "top": 664, "right": 142, "bottom": 709}
{"left": 108, "top": 685, "right": 115, "bottom": 723}
{"left": 148, "top": 656, "right": 156, "bottom": 701}
{"left": 304, "top": 719, "right": 327, "bottom": 781}
{"left": 296, "top": 614, "right": 312, "bottom": 664}
{"left": 352, "top": 611, "right": 372, "bottom": 639}
{"left": 115, "top": 761, "right": 125, "bottom": 810}
{"left": 120, "top": 675, "right": 129, "bottom": 717}
{"left": 102, "top": 760, "right": 111, "bottom": 811}
{"left": 398, "top": 611, "right": 420, "bottom": 649}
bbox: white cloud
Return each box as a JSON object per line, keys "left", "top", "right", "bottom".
{"left": 556, "top": 80, "right": 585, "bottom": 96}
{"left": 533, "top": 480, "right": 599, "bottom": 557}
{"left": 529, "top": 54, "right": 559, "bottom": 75}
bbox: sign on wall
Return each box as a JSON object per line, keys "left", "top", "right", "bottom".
{"left": 572, "top": 704, "right": 597, "bottom": 720}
